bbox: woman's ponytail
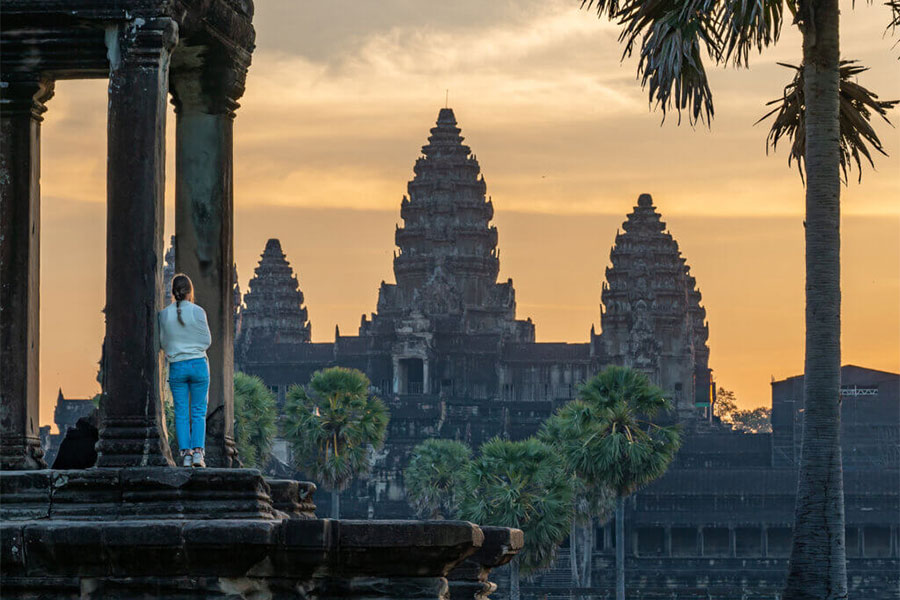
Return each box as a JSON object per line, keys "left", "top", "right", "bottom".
{"left": 171, "top": 274, "right": 193, "bottom": 327}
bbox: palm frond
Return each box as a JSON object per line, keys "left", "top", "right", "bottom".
{"left": 459, "top": 437, "right": 574, "bottom": 575}
{"left": 233, "top": 372, "right": 278, "bottom": 468}
{"left": 617, "top": 0, "right": 720, "bottom": 125}
{"left": 715, "top": 0, "right": 785, "bottom": 67}
{"left": 758, "top": 61, "right": 898, "bottom": 183}
{"left": 887, "top": 0, "right": 900, "bottom": 32}
{"left": 281, "top": 367, "right": 389, "bottom": 491}
{"left": 404, "top": 438, "right": 472, "bottom": 519}
{"left": 582, "top": 0, "right": 624, "bottom": 20}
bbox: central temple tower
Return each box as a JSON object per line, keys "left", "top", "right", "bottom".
{"left": 361, "top": 108, "right": 533, "bottom": 342}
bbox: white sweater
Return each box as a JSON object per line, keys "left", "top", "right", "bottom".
{"left": 158, "top": 300, "right": 212, "bottom": 363}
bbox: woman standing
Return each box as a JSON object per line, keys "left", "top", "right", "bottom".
{"left": 159, "top": 274, "right": 211, "bottom": 467}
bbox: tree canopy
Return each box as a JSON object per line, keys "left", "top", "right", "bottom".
{"left": 459, "top": 437, "right": 574, "bottom": 575}
{"left": 404, "top": 438, "right": 472, "bottom": 519}
{"left": 281, "top": 367, "right": 389, "bottom": 494}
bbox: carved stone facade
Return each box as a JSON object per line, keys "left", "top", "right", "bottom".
{"left": 599, "top": 194, "right": 711, "bottom": 416}
{"left": 236, "top": 109, "right": 898, "bottom": 598}
{"left": 236, "top": 238, "right": 311, "bottom": 367}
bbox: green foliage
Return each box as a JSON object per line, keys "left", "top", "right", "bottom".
{"left": 404, "top": 438, "right": 472, "bottom": 519}
{"left": 458, "top": 437, "right": 574, "bottom": 575}
{"left": 539, "top": 404, "right": 616, "bottom": 526}
{"left": 281, "top": 367, "right": 389, "bottom": 492}
{"left": 233, "top": 372, "right": 278, "bottom": 468}
{"left": 731, "top": 407, "right": 773, "bottom": 433}
{"left": 714, "top": 387, "right": 738, "bottom": 418}
{"left": 575, "top": 366, "right": 682, "bottom": 497}
{"left": 715, "top": 387, "right": 772, "bottom": 433}
{"left": 581, "top": 0, "right": 897, "bottom": 171}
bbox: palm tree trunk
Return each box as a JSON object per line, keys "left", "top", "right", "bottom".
{"left": 331, "top": 490, "right": 340, "bottom": 520}
{"left": 616, "top": 496, "right": 625, "bottom": 600}
{"left": 583, "top": 517, "right": 593, "bottom": 588}
{"left": 571, "top": 519, "right": 580, "bottom": 591}
{"left": 510, "top": 555, "right": 521, "bottom": 600}
{"left": 784, "top": 0, "right": 846, "bottom": 597}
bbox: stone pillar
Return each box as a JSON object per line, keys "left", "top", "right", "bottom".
{"left": 0, "top": 77, "right": 54, "bottom": 470}
{"left": 448, "top": 526, "right": 523, "bottom": 600}
{"left": 170, "top": 51, "right": 245, "bottom": 468}
{"left": 95, "top": 18, "right": 178, "bottom": 468}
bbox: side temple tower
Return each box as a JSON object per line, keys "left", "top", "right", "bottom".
{"left": 237, "top": 239, "right": 311, "bottom": 364}
{"left": 597, "top": 193, "right": 712, "bottom": 416}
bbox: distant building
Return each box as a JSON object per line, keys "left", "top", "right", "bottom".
{"left": 41, "top": 389, "right": 95, "bottom": 466}
{"left": 236, "top": 108, "right": 898, "bottom": 597}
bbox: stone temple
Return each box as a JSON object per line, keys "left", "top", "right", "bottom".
{"left": 237, "top": 109, "right": 899, "bottom": 597}
{"left": 238, "top": 108, "right": 713, "bottom": 418}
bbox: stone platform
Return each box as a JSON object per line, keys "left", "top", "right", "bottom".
{"left": 0, "top": 468, "right": 520, "bottom": 599}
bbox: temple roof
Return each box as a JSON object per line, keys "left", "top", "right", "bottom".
{"left": 239, "top": 238, "right": 311, "bottom": 345}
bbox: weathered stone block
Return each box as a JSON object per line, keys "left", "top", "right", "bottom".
{"left": 0, "top": 471, "right": 51, "bottom": 520}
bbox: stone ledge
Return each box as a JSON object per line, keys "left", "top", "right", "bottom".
{"left": 0, "top": 468, "right": 279, "bottom": 521}
{"left": 1, "top": 518, "right": 483, "bottom": 578}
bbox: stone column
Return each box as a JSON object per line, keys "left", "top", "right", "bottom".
{"left": 170, "top": 52, "right": 246, "bottom": 468}
{"left": 0, "top": 77, "right": 54, "bottom": 470}
{"left": 95, "top": 18, "right": 178, "bottom": 468}
{"left": 448, "top": 526, "right": 523, "bottom": 600}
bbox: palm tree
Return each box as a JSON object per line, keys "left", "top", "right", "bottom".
{"left": 576, "top": 366, "right": 681, "bottom": 600}
{"left": 233, "top": 372, "right": 277, "bottom": 468}
{"left": 404, "top": 438, "right": 472, "bottom": 519}
{"left": 539, "top": 403, "right": 616, "bottom": 591}
{"left": 282, "top": 367, "right": 389, "bottom": 519}
{"left": 579, "top": 1, "right": 897, "bottom": 596}
{"left": 458, "top": 437, "right": 574, "bottom": 600}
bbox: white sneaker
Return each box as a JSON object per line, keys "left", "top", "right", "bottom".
{"left": 181, "top": 451, "right": 193, "bottom": 468}
{"left": 192, "top": 449, "right": 205, "bottom": 468}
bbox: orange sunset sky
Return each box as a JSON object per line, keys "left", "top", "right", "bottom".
{"left": 37, "top": 0, "right": 899, "bottom": 430}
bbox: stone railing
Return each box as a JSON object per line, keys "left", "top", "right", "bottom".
{"left": 0, "top": 467, "right": 522, "bottom": 600}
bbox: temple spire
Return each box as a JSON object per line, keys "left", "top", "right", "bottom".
{"left": 238, "top": 239, "right": 311, "bottom": 347}
{"left": 600, "top": 194, "right": 711, "bottom": 416}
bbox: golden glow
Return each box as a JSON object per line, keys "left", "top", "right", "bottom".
{"left": 37, "top": 0, "right": 899, "bottom": 430}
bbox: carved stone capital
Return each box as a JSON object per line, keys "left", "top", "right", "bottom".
{"left": 170, "top": 44, "right": 251, "bottom": 116}
{"left": 0, "top": 77, "right": 55, "bottom": 121}
{"left": 112, "top": 17, "right": 179, "bottom": 71}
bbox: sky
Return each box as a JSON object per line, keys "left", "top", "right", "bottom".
{"left": 38, "top": 0, "right": 899, "bottom": 429}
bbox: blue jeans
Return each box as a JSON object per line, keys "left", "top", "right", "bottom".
{"left": 168, "top": 358, "right": 209, "bottom": 451}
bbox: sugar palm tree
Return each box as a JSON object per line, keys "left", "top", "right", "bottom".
{"left": 233, "top": 372, "right": 277, "bottom": 468}
{"left": 458, "top": 437, "right": 574, "bottom": 600}
{"left": 576, "top": 366, "right": 681, "bottom": 600}
{"left": 539, "top": 403, "right": 615, "bottom": 590}
{"left": 404, "top": 438, "right": 472, "bottom": 519}
{"left": 282, "top": 367, "right": 389, "bottom": 519}
{"left": 579, "top": 1, "right": 897, "bottom": 596}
